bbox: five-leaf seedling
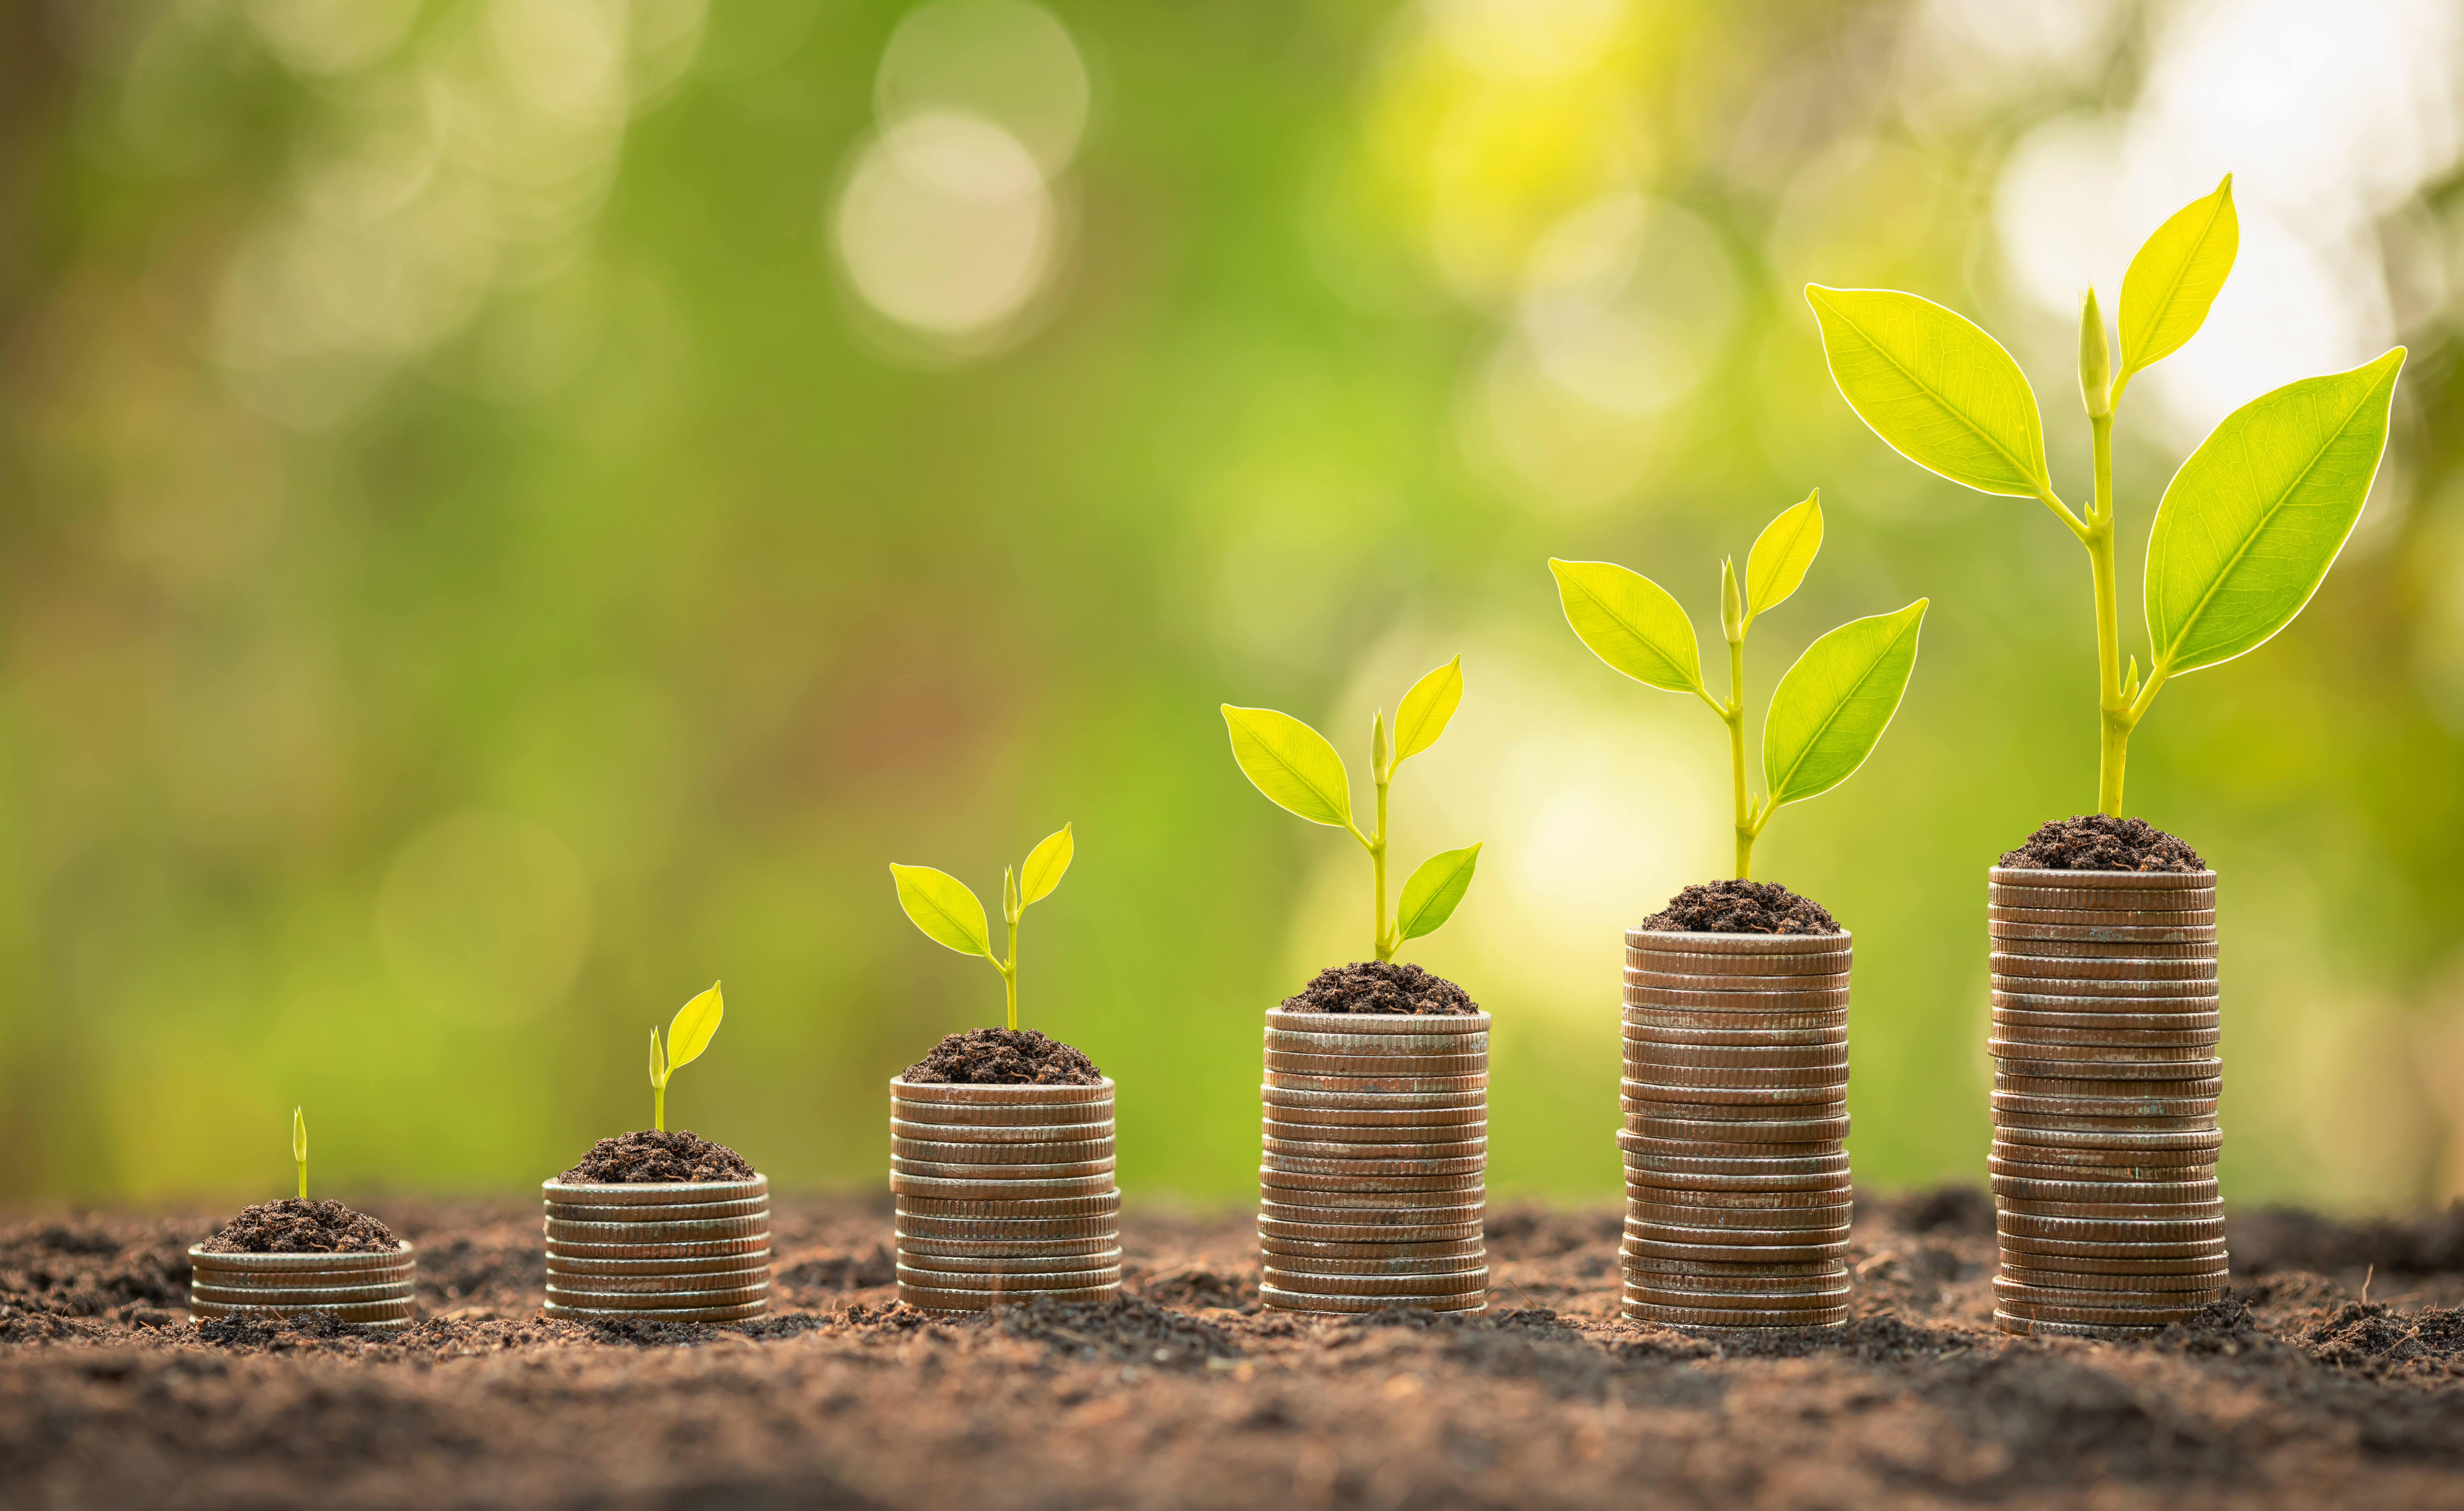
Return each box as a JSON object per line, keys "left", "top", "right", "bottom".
{"left": 1222, "top": 659, "right": 1482, "bottom": 962}
{"left": 892, "top": 824, "right": 1074, "bottom": 1031}
{"left": 1806, "top": 175, "right": 2403, "bottom": 814}
{"left": 648, "top": 982, "right": 725, "bottom": 1132}
{"left": 293, "top": 1105, "right": 307, "bottom": 1200}
{"left": 1551, "top": 494, "right": 1928, "bottom": 879}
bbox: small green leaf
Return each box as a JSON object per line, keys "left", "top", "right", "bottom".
{"left": 1762, "top": 600, "right": 1929, "bottom": 806}
{"left": 1221, "top": 705, "right": 1353, "bottom": 827}
{"left": 2119, "top": 175, "right": 2238, "bottom": 383}
{"left": 1019, "top": 823, "right": 1072, "bottom": 906}
{"left": 2146, "top": 348, "right": 2404, "bottom": 677}
{"left": 292, "top": 1106, "right": 306, "bottom": 1165}
{"left": 1393, "top": 657, "right": 1463, "bottom": 764}
{"left": 1745, "top": 490, "right": 1822, "bottom": 627}
{"left": 1396, "top": 843, "right": 1481, "bottom": 941}
{"left": 648, "top": 1024, "right": 668, "bottom": 1090}
{"left": 1804, "top": 285, "right": 2050, "bottom": 498}
{"left": 666, "top": 981, "right": 724, "bottom": 1072}
{"left": 1548, "top": 559, "right": 1702, "bottom": 693}
{"left": 891, "top": 863, "right": 993, "bottom": 956}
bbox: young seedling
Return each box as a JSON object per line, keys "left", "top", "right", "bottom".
{"left": 1806, "top": 176, "right": 2403, "bottom": 813}
{"left": 1552, "top": 497, "right": 1928, "bottom": 879}
{"left": 292, "top": 1106, "right": 307, "bottom": 1200}
{"left": 1221, "top": 659, "right": 1482, "bottom": 963}
{"left": 647, "top": 982, "right": 725, "bottom": 1133}
{"left": 892, "top": 824, "right": 1073, "bottom": 1031}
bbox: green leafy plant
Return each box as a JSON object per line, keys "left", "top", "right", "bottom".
{"left": 1551, "top": 493, "right": 1929, "bottom": 879}
{"left": 293, "top": 1105, "right": 307, "bottom": 1200}
{"left": 891, "top": 824, "right": 1073, "bottom": 1030}
{"left": 1806, "top": 176, "right": 2404, "bottom": 814}
{"left": 647, "top": 982, "right": 725, "bottom": 1132}
{"left": 1222, "top": 660, "right": 1482, "bottom": 962}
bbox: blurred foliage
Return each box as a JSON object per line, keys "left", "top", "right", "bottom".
{"left": 4, "top": 0, "right": 2464, "bottom": 1211}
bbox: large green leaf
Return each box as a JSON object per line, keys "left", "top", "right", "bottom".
{"left": 2146, "top": 348, "right": 2405, "bottom": 676}
{"left": 1392, "top": 656, "right": 1462, "bottom": 764}
{"left": 1548, "top": 559, "right": 1702, "bottom": 693}
{"left": 1804, "top": 285, "right": 2050, "bottom": 498}
{"left": 890, "top": 863, "right": 993, "bottom": 956}
{"left": 1018, "top": 823, "right": 1072, "bottom": 905}
{"left": 1221, "top": 705, "right": 1353, "bottom": 827}
{"left": 665, "top": 981, "right": 725, "bottom": 1071}
{"left": 1745, "top": 490, "right": 1822, "bottom": 626}
{"left": 1762, "top": 600, "right": 1929, "bottom": 806}
{"left": 2119, "top": 175, "right": 2238, "bottom": 383}
{"left": 1396, "top": 843, "right": 1481, "bottom": 941}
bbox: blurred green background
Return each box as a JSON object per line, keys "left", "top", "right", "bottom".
{"left": 5, "top": 0, "right": 2463, "bottom": 1211}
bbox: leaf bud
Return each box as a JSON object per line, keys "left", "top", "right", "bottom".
{"left": 1720, "top": 556, "right": 1744, "bottom": 643}
{"left": 2078, "top": 287, "right": 2112, "bottom": 418}
{"left": 648, "top": 1025, "right": 668, "bottom": 1089}
{"left": 1002, "top": 864, "right": 1021, "bottom": 924}
{"left": 1371, "top": 708, "right": 1389, "bottom": 780}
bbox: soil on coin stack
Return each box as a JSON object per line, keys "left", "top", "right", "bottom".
{"left": 1282, "top": 961, "right": 1478, "bottom": 1014}
{"left": 558, "top": 1130, "right": 755, "bottom": 1183}
{"left": 902, "top": 1027, "right": 1106, "bottom": 1084}
{"left": 1642, "top": 878, "right": 1842, "bottom": 934}
{"left": 2000, "top": 814, "right": 2206, "bottom": 872}
{"left": 195, "top": 1199, "right": 397, "bottom": 1254}
{"left": 10, "top": 1190, "right": 2464, "bottom": 1508}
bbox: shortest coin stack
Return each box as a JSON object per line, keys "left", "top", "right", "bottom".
{"left": 891, "top": 1077, "right": 1123, "bottom": 1312}
{"left": 542, "top": 1175, "right": 771, "bottom": 1322}
{"left": 1988, "top": 866, "right": 2227, "bottom": 1338}
{"left": 187, "top": 1243, "right": 417, "bottom": 1328}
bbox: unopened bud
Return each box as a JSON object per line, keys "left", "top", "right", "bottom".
{"left": 1371, "top": 708, "right": 1388, "bottom": 779}
{"left": 2079, "top": 287, "right": 2112, "bottom": 418}
{"left": 1002, "top": 864, "right": 1021, "bottom": 923}
{"left": 1720, "top": 556, "right": 1744, "bottom": 643}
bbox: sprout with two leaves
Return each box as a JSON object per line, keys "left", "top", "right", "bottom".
{"left": 1221, "top": 659, "right": 1482, "bottom": 962}
{"left": 647, "top": 982, "right": 725, "bottom": 1133}
{"left": 1551, "top": 493, "right": 1928, "bottom": 880}
{"left": 891, "top": 824, "right": 1074, "bottom": 1030}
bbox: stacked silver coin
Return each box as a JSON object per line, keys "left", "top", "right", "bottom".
{"left": 187, "top": 1242, "right": 417, "bottom": 1328}
{"left": 1988, "top": 867, "right": 2226, "bottom": 1337}
{"left": 1257, "top": 1007, "right": 1490, "bottom": 1314}
{"left": 891, "top": 1077, "right": 1122, "bottom": 1312}
{"left": 1621, "top": 929, "right": 1854, "bottom": 1332}
{"left": 542, "top": 1176, "right": 770, "bottom": 1322}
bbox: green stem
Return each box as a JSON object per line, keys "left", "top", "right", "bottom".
{"left": 2086, "top": 413, "right": 2130, "bottom": 815}
{"left": 1002, "top": 912, "right": 1019, "bottom": 1032}
{"left": 1725, "top": 637, "right": 1752, "bottom": 879}
{"left": 654, "top": 1085, "right": 665, "bottom": 1134}
{"left": 297, "top": 1161, "right": 306, "bottom": 1201}
{"left": 1371, "top": 769, "right": 1392, "bottom": 961}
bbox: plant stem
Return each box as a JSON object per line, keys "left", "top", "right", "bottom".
{"left": 2085, "top": 411, "right": 2131, "bottom": 815}
{"left": 297, "top": 1161, "right": 306, "bottom": 1201}
{"left": 1725, "top": 636, "right": 1752, "bottom": 878}
{"left": 1002, "top": 912, "right": 1020, "bottom": 1032}
{"left": 1371, "top": 766, "right": 1392, "bottom": 961}
{"left": 654, "top": 1085, "right": 665, "bottom": 1134}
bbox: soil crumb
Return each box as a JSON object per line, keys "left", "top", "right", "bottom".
{"left": 197, "top": 1199, "right": 397, "bottom": 1255}
{"left": 558, "top": 1130, "right": 755, "bottom": 1184}
{"left": 902, "top": 1027, "right": 1104, "bottom": 1085}
{"left": 1282, "top": 961, "right": 1478, "bottom": 1015}
{"left": 2001, "top": 813, "right": 2207, "bottom": 872}
{"left": 1642, "top": 878, "right": 1841, "bottom": 935}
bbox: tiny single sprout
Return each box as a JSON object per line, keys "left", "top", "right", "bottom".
{"left": 646, "top": 981, "right": 725, "bottom": 1133}
{"left": 1221, "top": 658, "right": 1484, "bottom": 963}
{"left": 292, "top": 1106, "right": 307, "bottom": 1200}
{"left": 1551, "top": 491, "right": 1929, "bottom": 881}
{"left": 892, "top": 823, "right": 1073, "bottom": 1031}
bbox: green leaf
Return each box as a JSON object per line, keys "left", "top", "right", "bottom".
{"left": 665, "top": 981, "right": 725, "bottom": 1072}
{"left": 1804, "top": 285, "right": 2050, "bottom": 499}
{"left": 292, "top": 1106, "right": 306, "bottom": 1164}
{"left": 1396, "top": 843, "right": 1481, "bottom": 941}
{"left": 1745, "top": 490, "right": 1823, "bottom": 627}
{"left": 1019, "top": 823, "right": 1072, "bottom": 906}
{"left": 648, "top": 1024, "right": 668, "bottom": 1089}
{"left": 1221, "top": 705, "right": 1353, "bottom": 827}
{"left": 2146, "top": 348, "right": 2404, "bottom": 676}
{"left": 2119, "top": 175, "right": 2238, "bottom": 383}
{"left": 1762, "top": 600, "right": 1929, "bottom": 806}
{"left": 1392, "top": 657, "right": 1463, "bottom": 765}
{"left": 1548, "top": 559, "right": 1702, "bottom": 693}
{"left": 890, "top": 863, "right": 993, "bottom": 956}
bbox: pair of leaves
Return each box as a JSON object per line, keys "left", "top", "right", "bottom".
{"left": 1548, "top": 495, "right": 1826, "bottom": 693}
{"left": 891, "top": 825, "right": 1074, "bottom": 959}
{"left": 1220, "top": 657, "right": 1463, "bottom": 828}
{"left": 650, "top": 981, "right": 725, "bottom": 1089}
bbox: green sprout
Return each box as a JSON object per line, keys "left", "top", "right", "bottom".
{"left": 1551, "top": 496, "right": 1928, "bottom": 880}
{"left": 1806, "top": 175, "right": 2404, "bottom": 815}
{"left": 1221, "top": 659, "right": 1482, "bottom": 963}
{"left": 293, "top": 1105, "right": 307, "bottom": 1200}
{"left": 892, "top": 824, "right": 1073, "bottom": 1031}
{"left": 647, "top": 982, "right": 725, "bottom": 1133}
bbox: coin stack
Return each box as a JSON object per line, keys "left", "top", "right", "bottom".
{"left": 1620, "top": 929, "right": 1854, "bottom": 1331}
{"left": 1988, "top": 867, "right": 2226, "bottom": 1337}
{"left": 541, "top": 1176, "right": 771, "bottom": 1322}
{"left": 890, "top": 1077, "right": 1122, "bottom": 1312}
{"left": 1257, "top": 1007, "right": 1490, "bottom": 1314}
{"left": 187, "top": 1242, "right": 417, "bottom": 1328}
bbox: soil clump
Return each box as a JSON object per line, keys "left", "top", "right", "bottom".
{"left": 902, "top": 1027, "right": 1104, "bottom": 1085}
{"left": 557, "top": 1130, "right": 754, "bottom": 1184}
{"left": 1642, "top": 878, "right": 1842, "bottom": 934}
{"left": 196, "top": 1199, "right": 397, "bottom": 1254}
{"left": 1282, "top": 960, "right": 1478, "bottom": 1014}
{"left": 2001, "top": 813, "right": 2207, "bottom": 872}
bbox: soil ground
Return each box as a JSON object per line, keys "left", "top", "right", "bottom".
{"left": 4, "top": 1189, "right": 2463, "bottom": 1510}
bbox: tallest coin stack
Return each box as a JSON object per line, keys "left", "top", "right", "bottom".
{"left": 1987, "top": 866, "right": 2226, "bottom": 1336}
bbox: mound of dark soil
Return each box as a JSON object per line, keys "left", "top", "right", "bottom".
{"left": 903, "top": 1027, "right": 1104, "bottom": 1085}
{"left": 558, "top": 1130, "right": 754, "bottom": 1184}
{"left": 1642, "top": 878, "right": 1841, "bottom": 934}
{"left": 1282, "top": 961, "right": 1477, "bottom": 1015}
{"left": 197, "top": 1199, "right": 397, "bottom": 1254}
{"left": 2001, "top": 813, "right": 2206, "bottom": 872}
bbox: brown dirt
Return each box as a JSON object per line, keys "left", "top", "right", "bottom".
{"left": 2001, "top": 814, "right": 2207, "bottom": 872}
{"left": 196, "top": 1199, "right": 398, "bottom": 1254}
{"left": 1643, "top": 878, "right": 1844, "bottom": 934}
{"left": 558, "top": 1130, "right": 755, "bottom": 1183}
{"left": 4, "top": 1190, "right": 2464, "bottom": 1509}
{"left": 902, "top": 1027, "right": 1105, "bottom": 1084}
{"left": 1283, "top": 961, "right": 1479, "bottom": 1014}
